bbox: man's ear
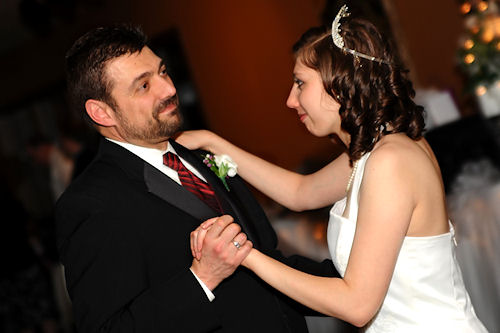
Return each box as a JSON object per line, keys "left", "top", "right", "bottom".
{"left": 85, "top": 99, "right": 116, "bottom": 127}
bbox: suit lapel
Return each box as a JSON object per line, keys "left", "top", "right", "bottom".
{"left": 102, "top": 138, "right": 262, "bottom": 247}
{"left": 170, "top": 139, "right": 261, "bottom": 247}
{"left": 99, "top": 138, "right": 220, "bottom": 222}
{"left": 144, "top": 163, "right": 219, "bottom": 221}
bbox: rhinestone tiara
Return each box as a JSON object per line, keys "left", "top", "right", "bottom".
{"left": 331, "top": 4, "right": 392, "bottom": 65}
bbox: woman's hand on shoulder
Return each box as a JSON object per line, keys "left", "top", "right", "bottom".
{"left": 175, "top": 129, "right": 216, "bottom": 151}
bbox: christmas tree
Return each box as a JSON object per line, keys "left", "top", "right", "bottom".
{"left": 458, "top": 0, "right": 500, "bottom": 116}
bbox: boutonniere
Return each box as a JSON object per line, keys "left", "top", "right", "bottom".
{"left": 203, "top": 153, "right": 238, "bottom": 191}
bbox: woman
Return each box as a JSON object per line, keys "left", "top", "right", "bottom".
{"left": 179, "top": 5, "right": 487, "bottom": 332}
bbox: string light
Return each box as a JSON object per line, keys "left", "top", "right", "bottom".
{"left": 477, "top": 1, "right": 489, "bottom": 12}
{"left": 464, "top": 39, "right": 475, "bottom": 49}
{"left": 476, "top": 85, "right": 487, "bottom": 96}
{"left": 461, "top": 2, "right": 472, "bottom": 14}
{"left": 464, "top": 53, "right": 476, "bottom": 64}
{"left": 482, "top": 29, "right": 494, "bottom": 42}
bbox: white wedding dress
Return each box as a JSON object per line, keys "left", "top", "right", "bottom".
{"left": 327, "top": 152, "right": 488, "bottom": 332}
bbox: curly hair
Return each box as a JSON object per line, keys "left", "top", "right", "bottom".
{"left": 65, "top": 25, "right": 148, "bottom": 124}
{"left": 293, "top": 19, "right": 425, "bottom": 163}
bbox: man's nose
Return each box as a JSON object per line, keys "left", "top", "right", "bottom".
{"left": 155, "top": 75, "right": 176, "bottom": 98}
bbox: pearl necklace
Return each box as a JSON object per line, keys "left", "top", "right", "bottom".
{"left": 345, "top": 160, "right": 359, "bottom": 193}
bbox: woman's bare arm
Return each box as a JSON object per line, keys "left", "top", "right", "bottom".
{"left": 177, "top": 130, "right": 351, "bottom": 211}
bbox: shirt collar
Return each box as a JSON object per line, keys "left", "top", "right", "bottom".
{"left": 105, "top": 137, "right": 207, "bottom": 182}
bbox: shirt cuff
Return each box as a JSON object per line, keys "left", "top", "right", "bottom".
{"left": 190, "top": 268, "right": 215, "bottom": 302}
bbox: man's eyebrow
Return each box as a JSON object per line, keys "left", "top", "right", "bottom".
{"left": 128, "top": 59, "right": 167, "bottom": 92}
{"left": 129, "top": 71, "right": 152, "bottom": 91}
{"left": 159, "top": 59, "right": 167, "bottom": 70}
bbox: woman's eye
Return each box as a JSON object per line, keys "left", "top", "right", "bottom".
{"left": 294, "top": 78, "right": 304, "bottom": 88}
{"left": 160, "top": 68, "right": 168, "bottom": 76}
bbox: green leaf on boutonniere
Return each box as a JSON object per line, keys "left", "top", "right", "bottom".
{"left": 202, "top": 153, "right": 238, "bottom": 191}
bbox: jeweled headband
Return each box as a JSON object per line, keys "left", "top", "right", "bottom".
{"left": 331, "top": 4, "right": 392, "bottom": 65}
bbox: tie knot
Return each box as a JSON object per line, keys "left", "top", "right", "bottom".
{"left": 163, "top": 152, "right": 184, "bottom": 171}
{"left": 162, "top": 151, "right": 223, "bottom": 214}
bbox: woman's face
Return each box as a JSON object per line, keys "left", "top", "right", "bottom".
{"left": 286, "top": 59, "right": 344, "bottom": 140}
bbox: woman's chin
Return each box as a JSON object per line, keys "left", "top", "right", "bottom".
{"left": 305, "top": 126, "right": 330, "bottom": 138}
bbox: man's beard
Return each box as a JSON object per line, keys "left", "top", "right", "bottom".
{"left": 116, "top": 95, "right": 183, "bottom": 142}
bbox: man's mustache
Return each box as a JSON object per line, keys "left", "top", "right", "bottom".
{"left": 154, "top": 95, "right": 179, "bottom": 116}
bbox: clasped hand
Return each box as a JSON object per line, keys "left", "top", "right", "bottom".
{"left": 190, "top": 215, "right": 252, "bottom": 290}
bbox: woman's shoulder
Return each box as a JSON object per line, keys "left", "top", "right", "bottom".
{"left": 364, "top": 134, "right": 432, "bottom": 183}
{"left": 371, "top": 133, "right": 429, "bottom": 160}
{"left": 368, "top": 134, "right": 413, "bottom": 164}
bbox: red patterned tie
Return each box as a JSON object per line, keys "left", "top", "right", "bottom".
{"left": 163, "top": 152, "right": 223, "bottom": 214}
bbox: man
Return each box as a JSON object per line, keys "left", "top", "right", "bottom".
{"left": 56, "top": 25, "right": 337, "bottom": 332}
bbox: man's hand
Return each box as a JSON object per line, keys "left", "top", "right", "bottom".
{"left": 190, "top": 215, "right": 252, "bottom": 290}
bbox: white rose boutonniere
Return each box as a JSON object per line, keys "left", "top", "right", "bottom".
{"left": 203, "top": 153, "right": 238, "bottom": 191}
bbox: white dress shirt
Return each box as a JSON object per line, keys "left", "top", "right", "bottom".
{"left": 107, "top": 138, "right": 215, "bottom": 301}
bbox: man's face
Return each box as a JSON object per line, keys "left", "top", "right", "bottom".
{"left": 105, "top": 47, "right": 182, "bottom": 147}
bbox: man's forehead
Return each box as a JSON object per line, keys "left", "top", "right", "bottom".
{"left": 105, "top": 47, "right": 161, "bottom": 80}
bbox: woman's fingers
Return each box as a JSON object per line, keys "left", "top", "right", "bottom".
{"left": 191, "top": 215, "right": 253, "bottom": 263}
{"left": 201, "top": 216, "right": 219, "bottom": 230}
{"left": 191, "top": 216, "right": 231, "bottom": 260}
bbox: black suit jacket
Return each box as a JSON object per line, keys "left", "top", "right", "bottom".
{"left": 56, "top": 138, "right": 337, "bottom": 332}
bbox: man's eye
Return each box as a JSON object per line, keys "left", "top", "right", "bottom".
{"left": 140, "top": 82, "right": 148, "bottom": 90}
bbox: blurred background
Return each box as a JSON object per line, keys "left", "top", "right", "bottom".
{"left": 1, "top": 0, "right": 500, "bottom": 332}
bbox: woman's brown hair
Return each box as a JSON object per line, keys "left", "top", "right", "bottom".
{"left": 293, "top": 19, "right": 425, "bottom": 163}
